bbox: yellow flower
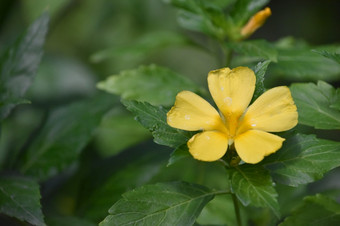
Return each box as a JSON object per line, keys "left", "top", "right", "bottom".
{"left": 167, "top": 67, "right": 298, "bottom": 164}
{"left": 241, "top": 7, "right": 272, "bottom": 38}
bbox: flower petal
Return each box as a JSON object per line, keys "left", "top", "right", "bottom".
{"left": 208, "top": 67, "right": 256, "bottom": 119}
{"left": 188, "top": 131, "right": 229, "bottom": 161}
{"left": 241, "top": 86, "right": 298, "bottom": 133}
{"left": 167, "top": 91, "right": 226, "bottom": 131}
{"left": 234, "top": 130, "right": 285, "bottom": 164}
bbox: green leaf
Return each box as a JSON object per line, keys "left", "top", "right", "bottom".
{"left": 229, "top": 164, "right": 280, "bottom": 217}
{"left": 281, "top": 194, "right": 340, "bottom": 225}
{"left": 165, "top": 0, "right": 231, "bottom": 40}
{"left": 0, "top": 13, "right": 49, "bottom": 121}
{"left": 229, "top": 40, "right": 278, "bottom": 62}
{"left": 19, "top": 94, "right": 115, "bottom": 181}
{"left": 154, "top": 158, "right": 230, "bottom": 191}
{"left": 99, "top": 181, "right": 215, "bottom": 226}
{"left": 166, "top": 0, "right": 235, "bottom": 9}
{"left": 167, "top": 144, "right": 191, "bottom": 166}
{"left": 91, "top": 31, "right": 187, "bottom": 63}
{"left": 263, "top": 134, "right": 340, "bottom": 187}
{"left": 28, "top": 55, "right": 97, "bottom": 102}
{"left": 312, "top": 49, "right": 340, "bottom": 64}
{"left": 197, "top": 194, "right": 238, "bottom": 226}
{"left": 94, "top": 107, "right": 150, "bottom": 157}
{"left": 270, "top": 47, "right": 340, "bottom": 81}
{"left": 251, "top": 60, "right": 271, "bottom": 102}
{"left": 46, "top": 216, "right": 95, "bottom": 226}
{"left": 97, "top": 64, "right": 202, "bottom": 106}
{"left": 290, "top": 81, "right": 340, "bottom": 129}
{"left": 121, "top": 99, "right": 194, "bottom": 148}
{"left": 77, "top": 151, "right": 167, "bottom": 222}
{"left": 22, "top": 0, "right": 74, "bottom": 24}
{"left": 331, "top": 89, "right": 340, "bottom": 111}
{"left": 0, "top": 175, "right": 45, "bottom": 226}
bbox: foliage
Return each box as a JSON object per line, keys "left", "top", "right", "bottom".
{"left": 312, "top": 49, "right": 340, "bottom": 65}
{"left": 290, "top": 81, "right": 340, "bottom": 129}
{"left": 269, "top": 45, "right": 340, "bottom": 81}
{"left": 0, "top": 0, "right": 339, "bottom": 225}
{"left": 263, "top": 134, "right": 340, "bottom": 186}
{"left": 0, "top": 176, "right": 45, "bottom": 225}
{"left": 97, "top": 64, "right": 202, "bottom": 106}
{"left": 0, "top": 13, "right": 49, "bottom": 121}
{"left": 100, "top": 181, "right": 217, "bottom": 225}
{"left": 121, "top": 99, "right": 194, "bottom": 148}
{"left": 19, "top": 94, "right": 115, "bottom": 181}
{"left": 229, "top": 165, "right": 279, "bottom": 217}
{"left": 281, "top": 194, "right": 340, "bottom": 225}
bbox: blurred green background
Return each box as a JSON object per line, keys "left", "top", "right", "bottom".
{"left": 1, "top": 0, "right": 340, "bottom": 88}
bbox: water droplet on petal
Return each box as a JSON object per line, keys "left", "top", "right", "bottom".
{"left": 185, "top": 115, "right": 191, "bottom": 120}
{"left": 221, "top": 86, "right": 224, "bottom": 91}
{"left": 206, "top": 135, "right": 210, "bottom": 140}
{"left": 224, "top": 97, "right": 232, "bottom": 106}
{"left": 251, "top": 123, "right": 256, "bottom": 127}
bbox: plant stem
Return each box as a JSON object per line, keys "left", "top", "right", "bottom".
{"left": 224, "top": 48, "right": 233, "bottom": 67}
{"left": 232, "top": 193, "right": 242, "bottom": 226}
{"left": 218, "top": 40, "right": 233, "bottom": 67}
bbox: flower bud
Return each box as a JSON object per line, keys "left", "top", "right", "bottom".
{"left": 241, "top": 7, "right": 272, "bottom": 38}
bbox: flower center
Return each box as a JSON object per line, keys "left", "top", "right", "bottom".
{"left": 220, "top": 110, "right": 253, "bottom": 144}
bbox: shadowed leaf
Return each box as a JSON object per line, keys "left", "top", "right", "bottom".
{"left": 0, "top": 13, "right": 49, "bottom": 120}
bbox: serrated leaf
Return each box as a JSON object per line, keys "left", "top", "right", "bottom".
{"left": 165, "top": 0, "right": 231, "bottom": 40}
{"left": 331, "top": 89, "right": 340, "bottom": 111}
{"left": 263, "top": 134, "right": 340, "bottom": 187}
{"left": 121, "top": 99, "right": 194, "bottom": 148}
{"left": 229, "top": 164, "right": 280, "bottom": 217}
{"left": 270, "top": 47, "right": 340, "bottom": 81}
{"left": 229, "top": 40, "right": 278, "bottom": 62}
{"left": 0, "top": 175, "right": 45, "bottom": 226}
{"left": 0, "top": 13, "right": 49, "bottom": 121}
{"left": 19, "top": 94, "right": 115, "bottom": 181}
{"left": 312, "top": 49, "right": 340, "bottom": 64}
{"left": 100, "top": 181, "right": 215, "bottom": 226}
{"left": 97, "top": 65, "right": 202, "bottom": 106}
{"left": 77, "top": 151, "right": 167, "bottom": 222}
{"left": 167, "top": 144, "right": 191, "bottom": 166}
{"left": 290, "top": 81, "right": 340, "bottom": 129}
{"left": 281, "top": 194, "right": 340, "bottom": 225}
{"left": 251, "top": 60, "right": 271, "bottom": 102}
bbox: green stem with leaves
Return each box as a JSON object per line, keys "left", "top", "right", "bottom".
{"left": 222, "top": 145, "right": 243, "bottom": 225}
